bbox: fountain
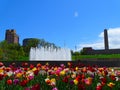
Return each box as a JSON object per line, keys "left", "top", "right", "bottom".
{"left": 29, "top": 47, "right": 71, "bottom": 61}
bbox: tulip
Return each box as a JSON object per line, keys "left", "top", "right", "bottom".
{"left": 96, "top": 83, "right": 102, "bottom": 90}
{"left": 82, "top": 74, "right": 85, "bottom": 79}
{"left": 75, "top": 67, "right": 78, "bottom": 71}
{"left": 0, "top": 74, "right": 4, "bottom": 80}
{"left": 116, "top": 70, "right": 120, "bottom": 76}
{"left": 45, "top": 78, "right": 51, "bottom": 85}
{"left": 0, "top": 69, "right": 4, "bottom": 74}
{"left": 100, "top": 77, "right": 107, "bottom": 84}
{"left": 13, "top": 79, "right": 19, "bottom": 85}
{"left": 84, "top": 77, "right": 92, "bottom": 85}
{"left": 34, "top": 69, "right": 39, "bottom": 75}
{"left": 63, "top": 76, "right": 68, "bottom": 83}
{"left": 60, "top": 70, "right": 65, "bottom": 76}
{"left": 36, "top": 63, "right": 41, "bottom": 67}
{"left": 107, "top": 82, "right": 115, "bottom": 88}
{"left": 50, "top": 78, "right": 56, "bottom": 86}
{"left": 5, "top": 67, "right": 11, "bottom": 72}
{"left": 24, "top": 87, "right": 30, "bottom": 90}
{"left": 28, "top": 75, "right": 34, "bottom": 80}
{"left": 110, "top": 75, "right": 116, "bottom": 81}
{"left": 69, "top": 80, "right": 74, "bottom": 85}
{"left": 30, "top": 64, "right": 34, "bottom": 69}
{"left": 71, "top": 74, "right": 76, "bottom": 78}
{"left": 73, "top": 79, "right": 78, "bottom": 85}
{"left": 82, "top": 67, "right": 87, "bottom": 73}
{"left": 60, "top": 64, "right": 65, "bottom": 68}
{"left": 20, "top": 80, "right": 28, "bottom": 87}
{"left": 0, "top": 62, "right": 4, "bottom": 67}
{"left": 7, "top": 79, "right": 12, "bottom": 85}
{"left": 52, "top": 87, "right": 58, "bottom": 90}
{"left": 67, "top": 62, "right": 72, "bottom": 68}
{"left": 55, "top": 69, "right": 60, "bottom": 76}
{"left": 76, "top": 75, "right": 82, "bottom": 81}
{"left": 96, "top": 85, "right": 102, "bottom": 90}
{"left": 78, "top": 84, "right": 85, "bottom": 90}
{"left": 31, "top": 83, "right": 40, "bottom": 90}
{"left": 51, "top": 78, "right": 56, "bottom": 83}
{"left": 7, "top": 71, "right": 13, "bottom": 77}
{"left": 16, "top": 73, "right": 23, "bottom": 78}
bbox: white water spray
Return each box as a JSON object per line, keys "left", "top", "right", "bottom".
{"left": 29, "top": 47, "right": 71, "bottom": 61}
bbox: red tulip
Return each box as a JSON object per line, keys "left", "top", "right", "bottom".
{"left": 63, "top": 77, "right": 68, "bottom": 83}
{"left": 34, "top": 69, "right": 39, "bottom": 75}
{"left": 76, "top": 75, "right": 82, "bottom": 81}
{"left": 82, "top": 74, "right": 85, "bottom": 79}
{"left": 100, "top": 77, "right": 107, "bottom": 86}
{"left": 7, "top": 79, "right": 12, "bottom": 85}
{"left": 100, "top": 77, "right": 107, "bottom": 84}
{"left": 104, "top": 70, "right": 108, "bottom": 76}
{"left": 110, "top": 75, "right": 116, "bottom": 81}
{"left": 31, "top": 83, "right": 40, "bottom": 90}
{"left": 0, "top": 74, "right": 4, "bottom": 80}
{"left": 20, "top": 80, "right": 28, "bottom": 87}
{"left": 78, "top": 84, "right": 85, "bottom": 90}
{"left": 96, "top": 85, "right": 102, "bottom": 90}
{"left": 30, "top": 64, "right": 34, "bottom": 69}
{"left": 22, "top": 63, "right": 28, "bottom": 67}
{"left": 24, "top": 68, "right": 28, "bottom": 71}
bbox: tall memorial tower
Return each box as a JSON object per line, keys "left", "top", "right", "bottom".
{"left": 5, "top": 29, "right": 19, "bottom": 44}
{"left": 104, "top": 29, "right": 109, "bottom": 50}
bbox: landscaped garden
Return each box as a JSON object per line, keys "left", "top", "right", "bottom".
{"left": 0, "top": 62, "right": 120, "bottom": 90}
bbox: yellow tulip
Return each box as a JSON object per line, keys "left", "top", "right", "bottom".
{"left": 51, "top": 78, "right": 56, "bottom": 83}
{"left": 73, "top": 79, "right": 78, "bottom": 85}
{"left": 0, "top": 69, "right": 3, "bottom": 73}
{"left": 107, "top": 82, "right": 115, "bottom": 88}
{"left": 75, "top": 67, "right": 78, "bottom": 71}
{"left": 60, "top": 70, "right": 65, "bottom": 76}
{"left": 32, "top": 67, "right": 37, "bottom": 71}
{"left": 16, "top": 73, "right": 22, "bottom": 78}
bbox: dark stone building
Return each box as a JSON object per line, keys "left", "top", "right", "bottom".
{"left": 5, "top": 29, "right": 19, "bottom": 44}
{"left": 23, "top": 38, "right": 38, "bottom": 46}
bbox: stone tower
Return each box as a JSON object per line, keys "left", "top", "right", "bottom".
{"left": 5, "top": 29, "right": 19, "bottom": 44}
{"left": 104, "top": 29, "right": 109, "bottom": 50}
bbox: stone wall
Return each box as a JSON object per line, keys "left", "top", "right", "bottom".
{"left": 1, "top": 58, "right": 120, "bottom": 67}
{"left": 85, "top": 49, "right": 120, "bottom": 55}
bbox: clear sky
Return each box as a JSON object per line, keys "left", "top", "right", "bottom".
{"left": 1, "top": 0, "right": 120, "bottom": 50}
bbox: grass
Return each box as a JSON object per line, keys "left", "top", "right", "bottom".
{"left": 1, "top": 54, "right": 120, "bottom": 61}
{"left": 72, "top": 54, "right": 120, "bottom": 60}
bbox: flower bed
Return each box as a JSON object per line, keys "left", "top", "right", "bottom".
{"left": 0, "top": 62, "right": 120, "bottom": 90}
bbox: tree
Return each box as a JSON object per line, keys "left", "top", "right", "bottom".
{"left": 0, "top": 48, "right": 3, "bottom": 59}
{"left": 0, "top": 41, "right": 9, "bottom": 60}
{"left": 23, "top": 38, "right": 40, "bottom": 56}
{"left": 0, "top": 40, "right": 26, "bottom": 60}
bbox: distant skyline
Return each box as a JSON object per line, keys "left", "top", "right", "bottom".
{"left": 1, "top": 0, "right": 120, "bottom": 50}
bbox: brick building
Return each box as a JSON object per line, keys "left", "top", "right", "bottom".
{"left": 5, "top": 29, "right": 19, "bottom": 44}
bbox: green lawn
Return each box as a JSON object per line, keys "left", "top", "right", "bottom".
{"left": 72, "top": 54, "right": 120, "bottom": 60}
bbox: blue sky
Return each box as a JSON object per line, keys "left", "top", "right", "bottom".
{"left": 1, "top": 0, "right": 120, "bottom": 50}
